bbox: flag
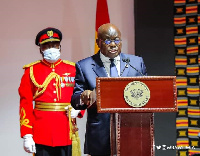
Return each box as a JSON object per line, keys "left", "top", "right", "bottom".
{"left": 94, "top": 0, "right": 110, "bottom": 54}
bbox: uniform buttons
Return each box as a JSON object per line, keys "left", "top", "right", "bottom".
{"left": 52, "top": 69, "right": 55, "bottom": 72}
{"left": 53, "top": 83, "right": 56, "bottom": 86}
{"left": 53, "top": 91, "right": 56, "bottom": 94}
{"left": 54, "top": 98, "right": 57, "bottom": 102}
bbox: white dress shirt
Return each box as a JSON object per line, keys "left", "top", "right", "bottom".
{"left": 100, "top": 52, "right": 120, "bottom": 77}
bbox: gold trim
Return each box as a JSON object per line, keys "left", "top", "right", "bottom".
{"left": 63, "top": 60, "right": 75, "bottom": 66}
{"left": 30, "top": 66, "right": 61, "bottom": 100}
{"left": 54, "top": 59, "right": 62, "bottom": 67}
{"left": 23, "top": 60, "right": 41, "bottom": 69}
{"left": 20, "top": 108, "right": 32, "bottom": 128}
{"left": 36, "top": 102, "right": 70, "bottom": 105}
{"left": 40, "top": 38, "right": 60, "bottom": 45}
{"left": 42, "top": 59, "right": 62, "bottom": 68}
{"left": 35, "top": 102, "right": 70, "bottom": 111}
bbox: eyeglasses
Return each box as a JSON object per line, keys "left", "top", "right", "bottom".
{"left": 102, "top": 39, "right": 121, "bottom": 45}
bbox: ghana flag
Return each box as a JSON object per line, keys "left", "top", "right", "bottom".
{"left": 94, "top": 0, "right": 110, "bottom": 54}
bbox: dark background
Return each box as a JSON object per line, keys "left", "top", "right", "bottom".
{"left": 135, "top": 0, "right": 176, "bottom": 155}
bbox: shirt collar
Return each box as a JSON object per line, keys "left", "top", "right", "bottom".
{"left": 42, "top": 59, "right": 62, "bottom": 68}
{"left": 100, "top": 51, "right": 120, "bottom": 63}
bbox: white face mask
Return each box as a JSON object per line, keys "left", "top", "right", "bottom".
{"left": 42, "top": 48, "right": 61, "bottom": 63}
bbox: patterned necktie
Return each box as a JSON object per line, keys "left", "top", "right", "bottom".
{"left": 110, "top": 59, "right": 118, "bottom": 77}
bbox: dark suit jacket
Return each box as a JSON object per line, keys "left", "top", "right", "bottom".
{"left": 71, "top": 52, "right": 147, "bottom": 155}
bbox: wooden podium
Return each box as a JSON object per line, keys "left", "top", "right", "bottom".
{"left": 96, "top": 76, "right": 177, "bottom": 156}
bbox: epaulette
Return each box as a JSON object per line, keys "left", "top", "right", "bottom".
{"left": 23, "top": 60, "right": 41, "bottom": 69}
{"left": 63, "top": 60, "right": 75, "bottom": 66}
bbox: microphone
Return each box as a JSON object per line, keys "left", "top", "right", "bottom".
{"left": 121, "top": 57, "right": 145, "bottom": 76}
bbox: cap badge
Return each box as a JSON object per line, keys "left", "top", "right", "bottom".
{"left": 47, "top": 30, "right": 53, "bottom": 37}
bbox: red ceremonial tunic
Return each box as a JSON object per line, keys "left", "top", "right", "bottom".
{"left": 19, "top": 59, "right": 84, "bottom": 147}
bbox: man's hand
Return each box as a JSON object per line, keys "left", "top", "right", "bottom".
{"left": 65, "top": 106, "right": 81, "bottom": 118}
{"left": 23, "top": 134, "right": 36, "bottom": 153}
{"left": 81, "top": 89, "right": 96, "bottom": 107}
{"left": 81, "top": 90, "right": 92, "bottom": 106}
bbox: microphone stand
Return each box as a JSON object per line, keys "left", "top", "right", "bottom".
{"left": 121, "top": 58, "right": 145, "bottom": 76}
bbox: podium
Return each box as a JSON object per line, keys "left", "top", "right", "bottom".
{"left": 96, "top": 76, "right": 177, "bottom": 156}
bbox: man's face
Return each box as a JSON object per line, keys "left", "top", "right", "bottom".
{"left": 97, "top": 26, "right": 122, "bottom": 59}
{"left": 40, "top": 41, "right": 60, "bottom": 52}
{"left": 39, "top": 41, "right": 61, "bottom": 56}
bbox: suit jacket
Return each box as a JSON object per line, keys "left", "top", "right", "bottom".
{"left": 71, "top": 52, "right": 147, "bottom": 155}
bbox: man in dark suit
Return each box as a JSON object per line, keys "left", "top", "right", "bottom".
{"left": 71, "top": 23, "right": 147, "bottom": 156}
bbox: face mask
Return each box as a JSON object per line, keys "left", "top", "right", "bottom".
{"left": 42, "top": 48, "right": 61, "bottom": 63}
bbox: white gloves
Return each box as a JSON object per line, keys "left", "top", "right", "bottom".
{"left": 65, "top": 106, "right": 81, "bottom": 118}
{"left": 23, "top": 134, "right": 36, "bottom": 153}
{"left": 71, "top": 108, "right": 81, "bottom": 118}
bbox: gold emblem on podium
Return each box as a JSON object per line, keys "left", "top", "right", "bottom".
{"left": 124, "top": 81, "right": 150, "bottom": 107}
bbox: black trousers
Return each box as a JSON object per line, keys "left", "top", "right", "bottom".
{"left": 35, "top": 144, "right": 72, "bottom": 156}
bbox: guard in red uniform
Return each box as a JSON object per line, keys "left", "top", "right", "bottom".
{"left": 19, "top": 27, "right": 84, "bottom": 156}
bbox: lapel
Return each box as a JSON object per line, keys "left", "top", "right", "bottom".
{"left": 120, "top": 53, "right": 129, "bottom": 77}
{"left": 91, "top": 52, "right": 108, "bottom": 77}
